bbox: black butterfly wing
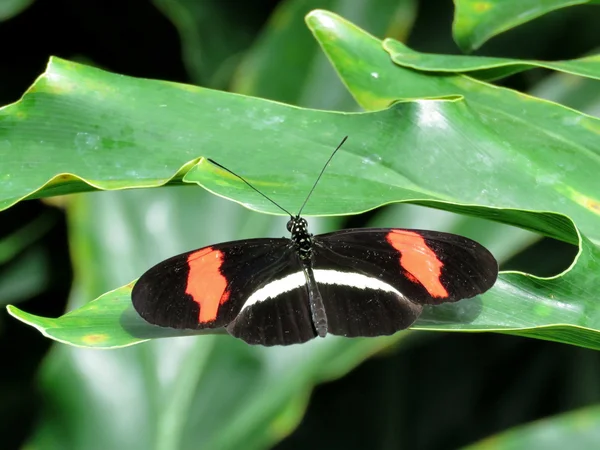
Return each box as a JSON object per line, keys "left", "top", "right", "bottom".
{"left": 225, "top": 270, "right": 318, "bottom": 346}
{"left": 312, "top": 228, "right": 498, "bottom": 337}
{"left": 132, "top": 238, "right": 315, "bottom": 345}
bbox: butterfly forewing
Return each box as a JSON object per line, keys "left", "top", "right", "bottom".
{"left": 132, "top": 238, "right": 300, "bottom": 330}
{"left": 302, "top": 228, "right": 496, "bottom": 338}
{"left": 314, "top": 228, "right": 498, "bottom": 305}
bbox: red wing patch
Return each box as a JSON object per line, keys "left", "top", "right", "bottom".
{"left": 186, "top": 247, "right": 230, "bottom": 323}
{"left": 386, "top": 230, "right": 449, "bottom": 298}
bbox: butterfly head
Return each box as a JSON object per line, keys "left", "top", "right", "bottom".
{"left": 287, "top": 216, "right": 307, "bottom": 233}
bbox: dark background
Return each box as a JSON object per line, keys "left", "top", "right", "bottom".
{"left": 1, "top": 1, "right": 599, "bottom": 449}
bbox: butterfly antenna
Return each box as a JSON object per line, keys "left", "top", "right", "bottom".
{"left": 207, "top": 158, "right": 294, "bottom": 217}
{"left": 297, "top": 136, "right": 348, "bottom": 217}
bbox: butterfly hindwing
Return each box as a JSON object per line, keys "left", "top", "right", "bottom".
{"left": 226, "top": 269, "right": 317, "bottom": 346}
{"left": 311, "top": 269, "right": 423, "bottom": 338}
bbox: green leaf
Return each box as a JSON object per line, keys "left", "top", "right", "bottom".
{"left": 6, "top": 287, "right": 219, "bottom": 347}
{"left": 453, "top": 0, "right": 599, "bottom": 53}
{"left": 305, "top": 10, "right": 600, "bottom": 242}
{"left": 3, "top": 55, "right": 599, "bottom": 239}
{"left": 382, "top": 39, "right": 600, "bottom": 82}
{"left": 3, "top": 48, "right": 599, "bottom": 240}
{"left": 463, "top": 405, "right": 600, "bottom": 449}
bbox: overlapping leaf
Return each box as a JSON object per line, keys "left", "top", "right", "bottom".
{"left": 453, "top": 0, "right": 599, "bottom": 52}
{"left": 306, "top": 10, "right": 600, "bottom": 242}
{"left": 383, "top": 39, "right": 600, "bottom": 81}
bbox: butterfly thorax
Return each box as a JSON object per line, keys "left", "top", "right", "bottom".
{"left": 287, "top": 216, "right": 313, "bottom": 261}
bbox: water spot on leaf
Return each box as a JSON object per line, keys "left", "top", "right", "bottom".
{"left": 362, "top": 153, "right": 382, "bottom": 166}
{"left": 74, "top": 132, "right": 101, "bottom": 154}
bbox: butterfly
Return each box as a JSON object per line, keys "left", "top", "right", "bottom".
{"left": 132, "top": 137, "right": 497, "bottom": 346}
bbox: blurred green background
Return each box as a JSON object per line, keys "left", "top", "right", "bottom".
{"left": 1, "top": 0, "right": 600, "bottom": 449}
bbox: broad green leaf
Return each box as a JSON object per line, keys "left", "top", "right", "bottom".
{"left": 382, "top": 39, "right": 600, "bottom": 82}
{"left": 463, "top": 404, "right": 600, "bottom": 449}
{"left": 233, "top": 0, "right": 417, "bottom": 109}
{"left": 25, "top": 188, "right": 403, "bottom": 450}
{"left": 305, "top": 10, "right": 600, "bottom": 242}
{"left": 6, "top": 287, "right": 218, "bottom": 347}
{"left": 2, "top": 56, "right": 599, "bottom": 240}
{"left": 453, "top": 0, "right": 599, "bottom": 52}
